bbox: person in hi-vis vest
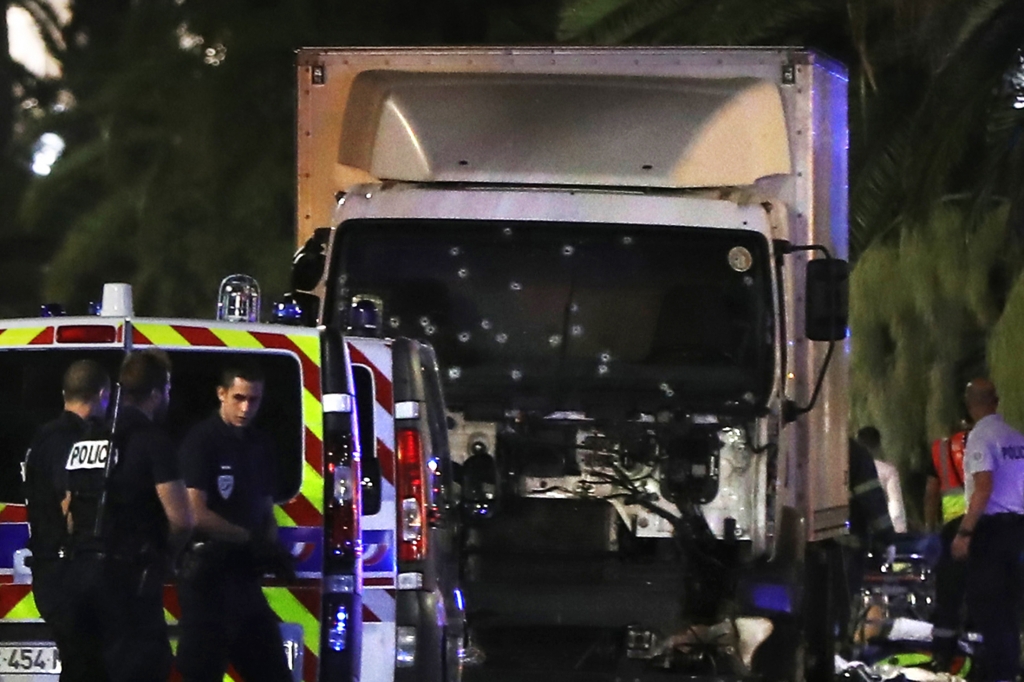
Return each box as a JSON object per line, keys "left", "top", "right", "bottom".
{"left": 925, "top": 426, "right": 970, "bottom": 670}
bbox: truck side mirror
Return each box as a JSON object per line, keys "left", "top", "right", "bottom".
{"left": 291, "top": 227, "right": 332, "bottom": 292}
{"left": 805, "top": 259, "right": 848, "bottom": 342}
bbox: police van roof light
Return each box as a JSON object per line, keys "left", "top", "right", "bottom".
{"left": 273, "top": 299, "right": 304, "bottom": 322}
{"left": 100, "top": 283, "right": 133, "bottom": 317}
{"left": 40, "top": 303, "right": 65, "bottom": 317}
{"left": 348, "top": 297, "right": 382, "bottom": 337}
{"left": 218, "top": 274, "right": 261, "bottom": 323}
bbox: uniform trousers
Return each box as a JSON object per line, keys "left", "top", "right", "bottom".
{"left": 177, "top": 568, "right": 291, "bottom": 682}
{"left": 966, "top": 513, "right": 1024, "bottom": 682}
{"left": 63, "top": 553, "right": 172, "bottom": 682}
{"left": 32, "top": 557, "right": 108, "bottom": 682}
{"left": 932, "top": 516, "right": 968, "bottom": 667}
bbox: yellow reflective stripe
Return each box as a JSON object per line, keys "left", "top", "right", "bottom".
{"left": 7, "top": 592, "right": 39, "bottom": 619}
{"left": 303, "top": 389, "right": 323, "bottom": 441}
{"left": 208, "top": 328, "right": 263, "bottom": 349}
{"left": 164, "top": 608, "right": 178, "bottom": 624}
{"left": 852, "top": 479, "right": 882, "bottom": 496}
{"left": 289, "top": 334, "right": 321, "bottom": 366}
{"left": 942, "top": 494, "right": 967, "bottom": 523}
{"left": 263, "top": 587, "right": 320, "bottom": 656}
{"left": 886, "top": 652, "right": 932, "bottom": 667}
{"left": 135, "top": 323, "right": 189, "bottom": 347}
{"left": 274, "top": 505, "right": 298, "bottom": 528}
{"left": 302, "top": 461, "right": 325, "bottom": 515}
{"left": 0, "top": 327, "right": 46, "bottom": 346}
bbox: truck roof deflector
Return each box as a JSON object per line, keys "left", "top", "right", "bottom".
{"left": 338, "top": 72, "right": 791, "bottom": 189}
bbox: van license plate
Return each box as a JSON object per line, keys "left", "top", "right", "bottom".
{"left": 0, "top": 645, "right": 61, "bottom": 674}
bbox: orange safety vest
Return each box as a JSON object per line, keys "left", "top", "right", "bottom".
{"left": 931, "top": 431, "right": 968, "bottom": 523}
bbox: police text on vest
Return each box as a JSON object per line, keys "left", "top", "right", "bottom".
{"left": 66, "top": 440, "right": 112, "bottom": 470}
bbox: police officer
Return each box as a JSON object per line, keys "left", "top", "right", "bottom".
{"left": 176, "top": 364, "right": 292, "bottom": 682}
{"left": 842, "top": 438, "right": 896, "bottom": 643}
{"left": 848, "top": 437, "right": 895, "bottom": 551}
{"left": 951, "top": 378, "right": 1024, "bottom": 682}
{"left": 64, "top": 349, "right": 193, "bottom": 682}
{"left": 23, "top": 359, "right": 110, "bottom": 682}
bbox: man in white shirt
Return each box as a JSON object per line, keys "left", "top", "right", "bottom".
{"left": 951, "top": 378, "right": 1024, "bottom": 682}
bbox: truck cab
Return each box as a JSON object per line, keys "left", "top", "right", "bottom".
{"left": 294, "top": 46, "right": 850, "bottom": 682}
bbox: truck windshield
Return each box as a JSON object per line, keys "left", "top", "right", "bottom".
{"left": 329, "top": 219, "right": 775, "bottom": 417}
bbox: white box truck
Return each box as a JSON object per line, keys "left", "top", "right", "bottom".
{"left": 290, "top": 46, "right": 850, "bottom": 682}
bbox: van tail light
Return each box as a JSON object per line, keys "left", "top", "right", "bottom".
{"left": 396, "top": 427, "right": 427, "bottom": 562}
{"left": 328, "top": 462, "right": 357, "bottom": 556}
{"left": 324, "top": 420, "right": 359, "bottom": 570}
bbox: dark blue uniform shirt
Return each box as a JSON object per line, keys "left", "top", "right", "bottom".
{"left": 24, "top": 411, "right": 90, "bottom": 559}
{"left": 178, "top": 413, "right": 275, "bottom": 538}
{"left": 103, "top": 405, "right": 179, "bottom": 557}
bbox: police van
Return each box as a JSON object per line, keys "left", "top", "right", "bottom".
{"left": 289, "top": 227, "right": 467, "bottom": 682}
{"left": 0, "top": 280, "right": 364, "bottom": 682}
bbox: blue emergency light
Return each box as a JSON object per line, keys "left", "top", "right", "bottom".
{"left": 327, "top": 604, "right": 348, "bottom": 652}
